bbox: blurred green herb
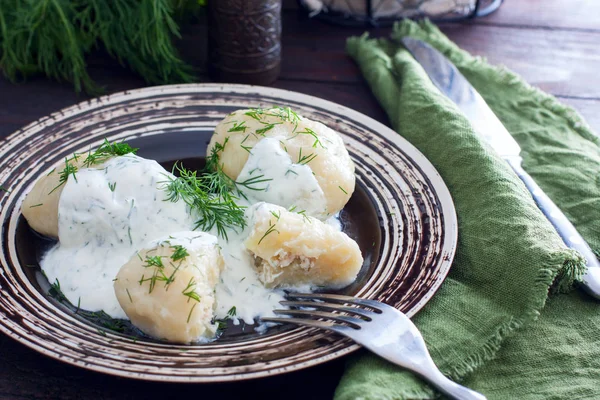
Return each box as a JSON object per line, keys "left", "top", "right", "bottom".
{"left": 0, "top": 0, "right": 202, "bottom": 94}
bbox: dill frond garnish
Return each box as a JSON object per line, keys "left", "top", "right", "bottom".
{"left": 84, "top": 139, "right": 138, "bottom": 167}
{"left": 108, "top": 182, "right": 117, "bottom": 192}
{"left": 297, "top": 209, "right": 311, "bottom": 223}
{"left": 288, "top": 206, "right": 310, "bottom": 223}
{"left": 182, "top": 277, "right": 201, "bottom": 303}
{"left": 255, "top": 123, "right": 280, "bottom": 136}
{"left": 227, "top": 306, "right": 237, "bottom": 317}
{"left": 236, "top": 175, "right": 272, "bottom": 192}
{"left": 48, "top": 157, "right": 79, "bottom": 195}
{"left": 240, "top": 134, "right": 252, "bottom": 153}
{"left": 187, "top": 303, "right": 197, "bottom": 323}
{"left": 297, "top": 148, "right": 318, "bottom": 165}
{"left": 144, "top": 255, "right": 165, "bottom": 269}
{"left": 339, "top": 186, "right": 348, "bottom": 194}
{"left": 160, "top": 138, "right": 254, "bottom": 239}
{"left": 170, "top": 245, "right": 189, "bottom": 262}
{"left": 244, "top": 107, "right": 300, "bottom": 132}
{"left": 138, "top": 254, "right": 176, "bottom": 293}
{"left": 258, "top": 217, "right": 280, "bottom": 245}
{"left": 228, "top": 121, "right": 247, "bottom": 133}
{"left": 160, "top": 162, "right": 245, "bottom": 240}
{"left": 49, "top": 279, "right": 67, "bottom": 302}
{"left": 212, "top": 305, "right": 237, "bottom": 332}
{"left": 295, "top": 127, "right": 324, "bottom": 148}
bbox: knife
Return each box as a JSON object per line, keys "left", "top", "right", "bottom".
{"left": 401, "top": 37, "right": 600, "bottom": 299}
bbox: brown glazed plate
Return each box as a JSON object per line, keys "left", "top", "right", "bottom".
{"left": 0, "top": 84, "right": 457, "bottom": 382}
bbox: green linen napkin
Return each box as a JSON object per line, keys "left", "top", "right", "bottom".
{"left": 336, "top": 20, "right": 600, "bottom": 400}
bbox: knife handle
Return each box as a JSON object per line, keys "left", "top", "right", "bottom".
{"left": 506, "top": 157, "right": 600, "bottom": 299}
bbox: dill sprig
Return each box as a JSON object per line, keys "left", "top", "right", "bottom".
{"left": 160, "top": 162, "right": 246, "bottom": 240}
{"left": 296, "top": 127, "right": 325, "bottom": 148}
{"left": 243, "top": 107, "right": 300, "bottom": 133}
{"left": 0, "top": 0, "right": 197, "bottom": 94}
{"left": 48, "top": 157, "right": 79, "bottom": 195}
{"left": 236, "top": 174, "right": 272, "bottom": 192}
{"left": 187, "top": 303, "right": 198, "bottom": 323}
{"left": 240, "top": 134, "right": 252, "bottom": 153}
{"left": 138, "top": 254, "right": 177, "bottom": 293}
{"left": 84, "top": 139, "right": 138, "bottom": 167}
{"left": 170, "top": 245, "right": 189, "bottom": 262}
{"left": 258, "top": 216, "right": 280, "bottom": 245}
{"left": 212, "top": 306, "right": 237, "bottom": 332}
{"left": 255, "top": 123, "right": 280, "bottom": 136}
{"left": 228, "top": 121, "right": 247, "bottom": 133}
{"left": 49, "top": 279, "right": 67, "bottom": 302}
{"left": 144, "top": 255, "right": 165, "bottom": 269}
{"left": 297, "top": 148, "right": 318, "bottom": 165}
{"left": 182, "top": 277, "right": 201, "bottom": 303}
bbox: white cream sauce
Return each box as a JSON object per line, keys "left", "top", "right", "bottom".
{"left": 213, "top": 222, "right": 285, "bottom": 324}
{"left": 40, "top": 138, "right": 343, "bottom": 336}
{"left": 236, "top": 137, "right": 327, "bottom": 218}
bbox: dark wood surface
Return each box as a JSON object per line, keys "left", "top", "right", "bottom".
{"left": 1, "top": 1, "right": 599, "bottom": 398}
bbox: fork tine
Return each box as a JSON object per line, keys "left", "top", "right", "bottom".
{"left": 274, "top": 309, "right": 362, "bottom": 328}
{"left": 281, "top": 300, "right": 376, "bottom": 319}
{"left": 260, "top": 317, "right": 343, "bottom": 332}
{"left": 286, "top": 293, "right": 384, "bottom": 311}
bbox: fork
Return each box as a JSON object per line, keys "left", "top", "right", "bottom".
{"left": 261, "top": 293, "right": 486, "bottom": 400}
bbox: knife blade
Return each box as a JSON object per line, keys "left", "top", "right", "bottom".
{"left": 401, "top": 37, "right": 600, "bottom": 299}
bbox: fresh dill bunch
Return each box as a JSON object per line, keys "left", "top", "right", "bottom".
{"left": 82, "top": 0, "right": 196, "bottom": 86}
{"left": 0, "top": 0, "right": 198, "bottom": 94}
{"left": 0, "top": 0, "right": 99, "bottom": 94}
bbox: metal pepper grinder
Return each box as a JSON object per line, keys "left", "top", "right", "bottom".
{"left": 208, "top": 0, "right": 282, "bottom": 85}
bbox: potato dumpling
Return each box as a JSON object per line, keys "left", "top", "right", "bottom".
{"left": 244, "top": 203, "right": 363, "bottom": 288}
{"left": 208, "top": 107, "right": 355, "bottom": 218}
{"left": 21, "top": 156, "right": 88, "bottom": 238}
{"left": 114, "top": 232, "right": 224, "bottom": 344}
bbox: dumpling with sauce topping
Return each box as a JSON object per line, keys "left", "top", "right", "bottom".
{"left": 21, "top": 156, "right": 87, "bottom": 238}
{"left": 208, "top": 107, "right": 355, "bottom": 219}
{"left": 114, "top": 232, "right": 224, "bottom": 344}
{"left": 22, "top": 141, "right": 136, "bottom": 238}
{"left": 244, "top": 203, "right": 363, "bottom": 288}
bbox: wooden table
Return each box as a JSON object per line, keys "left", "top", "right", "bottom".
{"left": 1, "top": 1, "right": 598, "bottom": 398}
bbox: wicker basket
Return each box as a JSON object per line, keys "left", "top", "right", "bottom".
{"left": 298, "top": 0, "right": 503, "bottom": 26}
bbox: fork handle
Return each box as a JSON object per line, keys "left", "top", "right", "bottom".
{"left": 420, "top": 368, "right": 487, "bottom": 400}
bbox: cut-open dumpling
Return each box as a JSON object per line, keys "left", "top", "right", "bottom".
{"left": 244, "top": 203, "right": 363, "bottom": 288}
{"left": 208, "top": 107, "right": 355, "bottom": 219}
{"left": 114, "top": 232, "right": 223, "bottom": 344}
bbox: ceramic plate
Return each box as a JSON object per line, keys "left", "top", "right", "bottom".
{"left": 0, "top": 84, "right": 457, "bottom": 382}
